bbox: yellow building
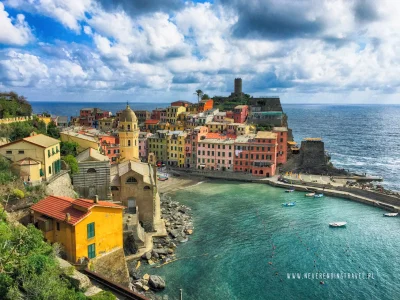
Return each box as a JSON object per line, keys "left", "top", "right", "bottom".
{"left": 60, "top": 131, "right": 99, "bottom": 153}
{"left": 0, "top": 134, "right": 61, "bottom": 182}
{"left": 147, "top": 130, "right": 169, "bottom": 162}
{"left": 37, "top": 115, "right": 52, "bottom": 126}
{"left": 99, "top": 117, "right": 116, "bottom": 131}
{"left": 166, "top": 106, "right": 186, "bottom": 124}
{"left": 118, "top": 105, "right": 139, "bottom": 162}
{"left": 205, "top": 122, "right": 228, "bottom": 133}
{"left": 167, "top": 131, "right": 187, "bottom": 167}
{"left": 31, "top": 195, "right": 124, "bottom": 263}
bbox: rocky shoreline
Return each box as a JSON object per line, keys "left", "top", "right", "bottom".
{"left": 128, "top": 194, "right": 194, "bottom": 300}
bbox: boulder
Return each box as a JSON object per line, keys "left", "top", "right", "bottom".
{"left": 153, "top": 248, "right": 168, "bottom": 255}
{"left": 169, "top": 229, "right": 180, "bottom": 238}
{"left": 149, "top": 275, "right": 166, "bottom": 290}
{"left": 143, "top": 251, "right": 152, "bottom": 260}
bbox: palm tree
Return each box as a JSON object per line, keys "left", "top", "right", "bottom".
{"left": 194, "top": 89, "right": 204, "bottom": 103}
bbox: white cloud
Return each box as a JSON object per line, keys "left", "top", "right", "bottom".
{"left": 0, "top": 2, "right": 33, "bottom": 45}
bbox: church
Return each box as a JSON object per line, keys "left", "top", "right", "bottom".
{"left": 110, "top": 104, "right": 163, "bottom": 232}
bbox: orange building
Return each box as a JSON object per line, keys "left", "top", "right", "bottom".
{"left": 198, "top": 99, "right": 213, "bottom": 112}
{"left": 273, "top": 127, "right": 288, "bottom": 165}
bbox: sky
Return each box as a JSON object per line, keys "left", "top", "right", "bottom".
{"left": 0, "top": 0, "right": 399, "bottom": 104}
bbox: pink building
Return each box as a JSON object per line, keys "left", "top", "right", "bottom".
{"left": 139, "top": 132, "right": 152, "bottom": 161}
{"left": 273, "top": 127, "right": 288, "bottom": 165}
{"left": 196, "top": 133, "right": 236, "bottom": 171}
{"left": 233, "top": 105, "right": 248, "bottom": 123}
{"left": 160, "top": 110, "right": 167, "bottom": 123}
{"left": 185, "top": 126, "right": 208, "bottom": 168}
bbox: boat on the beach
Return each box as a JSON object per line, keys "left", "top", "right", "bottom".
{"left": 305, "top": 192, "right": 315, "bottom": 197}
{"left": 158, "top": 177, "right": 168, "bottom": 181}
{"left": 383, "top": 213, "right": 398, "bottom": 217}
{"left": 282, "top": 202, "right": 296, "bottom": 207}
{"left": 329, "top": 222, "right": 347, "bottom": 227}
{"left": 285, "top": 188, "right": 295, "bottom": 193}
{"left": 314, "top": 193, "right": 324, "bottom": 198}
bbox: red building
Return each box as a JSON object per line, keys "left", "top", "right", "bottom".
{"left": 185, "top": 126, "right": 208, "bottom": 168}
{"left": 98, "top": 135, "right": 120, "bottom": 163}
{"left": 233, "top": 105, "right": 248, "bottom": 123}
{"left": 78, "top": 108, "right": 111, "bottom": 128}
{"left": 233, "top": 131, "right": 277, "bottom": 177}
{"left": 171, "top": 100, "right": 192, "bottom": 108}
{"left": 198, "top": 99, "right": 213, "bottom": 112}
{"left": 273, "top": 127, "right": 288, "bottom": 165}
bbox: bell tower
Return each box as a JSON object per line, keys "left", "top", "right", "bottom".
{"left": 118, "top": 104, "right": 139, "bottom": 161}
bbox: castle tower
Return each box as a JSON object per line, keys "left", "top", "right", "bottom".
{"left": 118, "top": 104, "right": 139, "bottom": 161}
{"left": 234, "top": 78, "right": 242, "bottom": 94}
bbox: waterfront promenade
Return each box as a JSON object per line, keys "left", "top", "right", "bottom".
{"left": 167, "top": 168, "right": 400, "bottom": 213}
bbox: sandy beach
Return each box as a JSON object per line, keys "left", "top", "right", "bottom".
{"left": 157, "top": 173, "right": 205, "bottom": 195}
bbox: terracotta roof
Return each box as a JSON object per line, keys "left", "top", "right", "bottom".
{"left": 205, "top": 133, "right": 237, "bottom": 139}
{"left": 31, "top": 196, "right": 124, "bottom": 225}
{"left": 145, "top": 119, "right": 160, "bottom": 125}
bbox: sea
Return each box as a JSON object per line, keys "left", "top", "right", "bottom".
{"left": 31, "top": 102, "right": 400, "bottom": 191}
{"left": 141, "top": 181, "right": 400, "bottom": 300}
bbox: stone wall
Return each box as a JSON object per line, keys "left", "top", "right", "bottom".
{"left": 73, "top": 161, "right": 110, "bottom": 200}
{"left": 300, "top": 140, "right": 327, "bottom": 171}
{"left": 0, "top": 116, "right": 32, "bottom": 124}
{"left": 46, "top": 172, "right": 77, "bottom": 198}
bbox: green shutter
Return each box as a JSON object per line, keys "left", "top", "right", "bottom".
{"left": 88, "top": 244, "right": 96, "bottom": 259}
{"left": 87, "top": 222, "right": 95, "bottom": 239}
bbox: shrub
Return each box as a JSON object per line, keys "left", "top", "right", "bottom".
{"left": 63, "top": 155, "right": 79, "bottom": 175}
{"left": 13, "top": 188, "right": 25, "bottom": 199}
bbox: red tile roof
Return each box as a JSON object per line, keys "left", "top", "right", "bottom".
{"left": 205, "top": 133, "right": 237, "bottom": 139}
{"left": 145, "top": 119, "right": 160, "bottom": 125}
{"left": 31, "top": 196, "right": 124, "bottom": 225}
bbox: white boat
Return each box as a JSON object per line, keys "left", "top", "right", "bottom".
{"left": 383, "top": 213, "right": 398, "bottom": 217}
{"left": 282, "top": 202, "right": 296, "bottom": 207}
{"left": 329, "top": 222, "right": 347, "bottom": 227}
{"left": 285, "top": 188, "right": 295, "bottom": 193}
{"left": 305, "top": 192, "right": 315, "bottom": 197}
{"left": 314, "top": 193, "right": 324, "bottom": 198}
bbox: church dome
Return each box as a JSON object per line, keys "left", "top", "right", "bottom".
{"left": 119, "top": 104, "right": 137, "bottom": 122}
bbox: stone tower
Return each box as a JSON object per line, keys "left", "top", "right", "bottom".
{"left": 234, "top": 78, "right": 242, "bottom": 94}
{"left": 118, "top": 104, "right": 139, "bottom": 162}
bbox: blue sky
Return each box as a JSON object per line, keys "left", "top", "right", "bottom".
{"left": 0, "top": 0, "right": 399, "bottom": 104}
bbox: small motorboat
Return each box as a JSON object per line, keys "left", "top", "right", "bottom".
{"left": 314, "top": 193, "right": 324, "bottom": 198}
{"left": 158, "top": 176, "right": 168, "bottom": 181}
{"left": 285, "top": 188, "right": 295, "bottom": 193}
{"left": 305, "top": 192, "right": 315, "bottom": 197}
{"left": 282, "top": 202, "right": 296, "bottom": 207}
{"left": 329, "top": 222, "right": 347, "bottom": 227}
{"left": 383, "top": 213, "right": 398, "bottom": 217}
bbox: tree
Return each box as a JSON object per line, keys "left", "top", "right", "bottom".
{"left": 60, "top": 141, "right": 78, "bottom": 156}
{"left": 201, "top": 94, "right": 209, "bottom": 100}
{"left": 63, "top": 155, "right": 78, "bottom": 175}
{"left": 47, "top": 121, "right": 60, "bottom": 139}
{"left": 194, "top": 89, "right": 204, "bottom": 103}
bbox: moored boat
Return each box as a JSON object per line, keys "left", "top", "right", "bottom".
{"left": 314, "top": 193, "right": 324, "bottom": 198}
{"left": 329, "top": 222, "right": 347, "bottom": 227}
{"left": 305, "top": 192, "right": 315, "bottom": 197}
{"left": 383, "top": 213, "right": 398, "bottom": 217}
{"left": 285, "top": 188, "right": 295, "bottom": 193}
{"left": 282, "top": 202, "right": 296, "bottom": 207}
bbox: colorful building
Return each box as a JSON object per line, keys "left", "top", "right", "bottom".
{"left": 198, "top": 99, "right": 213, "bottom": 112}
{"left": 118, "top": 105, "right": 139, "bottom": 162}
{"left": 185, "top": 126, "right": 208, "bottom": 168}
{"left": 133, "top": 110, "right": 151, "bottom": 124}
{"left": 144, "top": 119, "right": 161, "bottom": 133}
{"left": 196, "top": 133, "right": 236, "bottom": 171}
{"left": 60, "top": 131, "right": 99, "bottom": 153}
{"left": 99, "top": 117, "right": 117, "bottom": 131}
{"left": 171, "top": 100, "right": 192, "bottom": 108}
{"left": 147, "top": 130, "right": 169, "bottom": 163}
{"left": 167, "top": 131, "right": 187, "bottom": 167}
{"left": 233, "top": 105, "right": 249, "bottom": 123}
{"left": 31, "top": 196, "right": 124, "bottom": 263}
{"left": 273, "top": 127, "right": 288, "bottom": 165}
{"left": 139, "top": 132, "right": 152, "bottom": 161}
{"left": 0, "top": 134, "right": 61, "bottom": 183}
{"left": 166, "top": 106, "right": 186, "bottom": 124}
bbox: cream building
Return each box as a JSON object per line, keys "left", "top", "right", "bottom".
{"left": 0, "top": 134, "right": 61, "bottom": 183}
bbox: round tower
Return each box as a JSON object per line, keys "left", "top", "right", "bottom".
{"left": 118, "top": 104, "right": 139, "bottom": 161}
{"left": 234, "top": 78, "right": 242, "bottom": 94}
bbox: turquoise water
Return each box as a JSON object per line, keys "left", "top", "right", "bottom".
{"left": 147, "top": 181, "right": 399, "bottom": 300}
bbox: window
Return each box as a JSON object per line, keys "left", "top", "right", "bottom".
{"left": 87, "top": 222, "right": 95, "bottom": 239}
{"left": 87, "top": 168, "right": 96, "bottom": 173}
{"left": 48, "top": 150, "right": 51, "bottom": 157}
{"left": 18, "top": 150, "right": 24, "bottom": 154}
{"left": 88, "top": 243, "right": 96, "bottom": 259}
{"left": 108, "top": 150, "right": 111, "bottom": 154}
{"left": 126, "top": 177, "right": 138, "bottom": 184}
{"left": 128, "top": 140, "right": 131, "bottom": 146}
{"left": 144, "top": 186, "right": 151, "bottom": 190}
{"left": 48, "top": 166, "right": 51, "bottom": 174}
{"left": 6, "top": 150, "right": 12, "bottom": 154}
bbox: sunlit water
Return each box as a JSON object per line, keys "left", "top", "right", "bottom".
{"left": 141, "top": 181, "right": 399, "bottom": 300}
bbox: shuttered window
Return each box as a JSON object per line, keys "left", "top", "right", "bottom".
{"left": 88, "top": 243, "right": 96, "bottom": 259}
{"left": 87, "top": 222, "right": 95, "bottom": 239}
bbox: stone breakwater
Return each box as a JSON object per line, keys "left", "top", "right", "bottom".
{"left": 128, "top": 195, "right": 194, "bottom": 300}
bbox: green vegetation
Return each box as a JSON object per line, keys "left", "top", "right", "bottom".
{"left": 12, "top": 189, "right": 25, "bottom": 199}
{"left": 47, "top": 121, "right": 60, "bottom": 139}
{"left": 0, "top": 156, "right": 15, "bottom": 184}
{"left": 61, "top": 141, "right": 79, "bottom": 156}
{"left": 88, "top": 291, "right": 116, "bottom": 300}
{"left": 0, "top": 92, "right": 32, "bottom": 118}
{"left": 0, "top": 212, "right": 85, "bottom": 299}
{"left": 63, "top": 155, "right": 79, "bottom": 175}
{"left": 256, "top": 124, "right": 274, "bottom": 131}
{"left": 201, "top": 94, "right": 209, "bottom": 100}
{"left": 0, "top": 117, "right": 47, "bottom": 141}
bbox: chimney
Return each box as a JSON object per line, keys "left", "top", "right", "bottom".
{"left": 65, "top": 213, "right": 71, "bottom": 222}
{"left": 94, "top": 195, "right": 99, "bottom": 203}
